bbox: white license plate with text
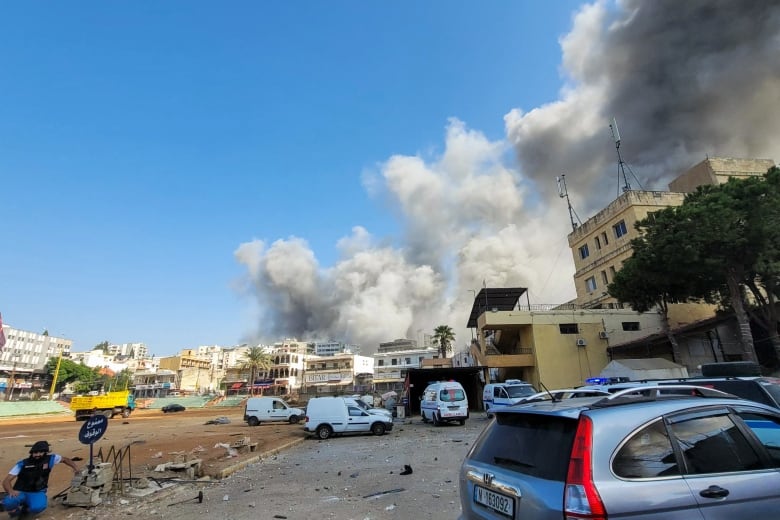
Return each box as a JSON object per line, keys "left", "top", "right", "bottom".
{"left": 474, "top": 485, "right": 514, "bottom": 517}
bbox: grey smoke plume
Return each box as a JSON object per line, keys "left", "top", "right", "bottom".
{"left": 507, "top": 0, "right": 780, "bottom": 214}
{"left": 236, "top": 0, "right": 780, "bottom": 353}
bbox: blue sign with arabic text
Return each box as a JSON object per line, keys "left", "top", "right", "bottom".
{"left": 78, "top": 414, "right": 108, "bottom": 445}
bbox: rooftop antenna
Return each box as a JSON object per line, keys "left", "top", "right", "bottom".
{"left": 556, "top": 174, "right": 582, "bottom": 232}
{"left": 609, "top": 117, "right": 643, "bottom": 196}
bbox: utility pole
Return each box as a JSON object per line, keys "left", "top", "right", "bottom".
{"left": 48, "top": 349, "right": 64, "bottom": 400}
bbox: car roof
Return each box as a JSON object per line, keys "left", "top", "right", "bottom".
{"left": 497, "top": 384, "right": 773, "bottom": 419}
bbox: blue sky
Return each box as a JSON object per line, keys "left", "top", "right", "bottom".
{"left": 0, "top": 2, "right": 582, "bottom": 355}
{"left": 5, "top": 1, "right": 776, "bottom": 357}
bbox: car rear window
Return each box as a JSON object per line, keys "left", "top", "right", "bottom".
{"left": 469, "top": 413, "right": 577, "bottom": 481}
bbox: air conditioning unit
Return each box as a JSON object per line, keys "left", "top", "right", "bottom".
{"left": 576, "top": 338, "right": 587, "bottom": 347}
{"left": 598, "top": 331, "right": 609, "bottom": 339}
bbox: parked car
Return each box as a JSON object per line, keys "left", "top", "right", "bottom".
{"left": 304, "top": 396, "right": 393, "bottom": 439}
{"left": 483, "top": 379, "right": 537, "bottom": 414}
{"left": 584, "top": 376, "right": 780, "bottom": 410}
{"left": 162, "top": 403, "right": 186, "bottom": 413}
{"left": 459, "top": 385, "right": 780, "bottom": 519}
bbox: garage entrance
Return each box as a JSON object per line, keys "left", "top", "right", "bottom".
{"left": 405, "top": 367, "right": 483, "bottom": 416}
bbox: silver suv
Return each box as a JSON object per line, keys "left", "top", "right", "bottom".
{"left": 459, "top": 386, "right": 780, "bottom": 519}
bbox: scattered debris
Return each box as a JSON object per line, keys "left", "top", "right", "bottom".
{"left": 363, "top": 488, "right": 405, "bottom": 499}
{"left": 151, "top": 452, "right": 164, "bottom": 459}
{"left": 400, "top": 465, "right": 413, "bottom": 475}
{"left": 168, "top": 491, "right": 204, "bottom": 506}
{"left": 204, "top": 416, "right": 231, "bottom": 425}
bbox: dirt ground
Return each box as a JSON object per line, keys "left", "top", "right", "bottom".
{"left": 0, "top": 406, "right": 303, "bottom": 518}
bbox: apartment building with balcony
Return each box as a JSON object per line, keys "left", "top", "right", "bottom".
{"left": 373, "top": 338, "right": 439, "bottom": 393}
{"left": 303, "top": 353, "right": 375, "bottom": 395}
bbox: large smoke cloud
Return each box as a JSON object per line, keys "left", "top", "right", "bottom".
{"left": 236, "top": 0, "right": 780, "bottom": 353}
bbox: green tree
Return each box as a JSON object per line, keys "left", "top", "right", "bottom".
{"left": 611, "top": 167, "right": 780, "bottom": 366}
{"left": 94, "top": 341, "right": 110, "bottom": 353}
{"left": 608, "top": 206, "right": 714, "bottom": 363}
{"left": 742, "top": 166, "right": 780, "bottom": 359}
{"left": 432, "top": 325, "right": 455, "bottom": 358}
{"left": 239, "top": 347, "right": 274, "bottom": 396}
{"left": 46, "top": 357, "right": 98, "bottom": 393}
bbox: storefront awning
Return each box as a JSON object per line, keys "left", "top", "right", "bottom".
{"left": 230, "top": 383, "right": 243, "bottom": 390}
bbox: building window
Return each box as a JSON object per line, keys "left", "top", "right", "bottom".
{"left": 418, "top": 356, "right": 424, "bottom": 364}
{"left": 601, "top": 231, "right": 609, "bottom": 246}
{"left": 609, "top": 265, "right": 617, "bottom": 278}
{"left": 559, "top": 323, "right": 579, "bottom": 334}
{"left": 377, "top": 359, "right": 384, "bottom": 366}
{"left": 601, "top": 270, "right": 609, "bottom": 285}
{"left": 391, "top": 359, "right": 398, "bottom": 366}
{"left": 595, "top": 236, "right": 601, "bottom": 250}
{"left": 405, "top": 357, "right": 411, "bottom": 365}
{"left": 586, "top": 276, "right": 597, "bottom": 293}
{"left": 613, "top": 220, "right": 628, "bottom": 238}
{"left": 622, "top": 322, "right": 640, "bottom": 331}
{"left": 579, "top": 244, "right": 590, "bottom": 259}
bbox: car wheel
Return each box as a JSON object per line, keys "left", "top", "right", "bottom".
{"left": 289, "top": 415, "right": 300, "bottom": 425}
{"left": 103, "top": 410, "right": 113, "bottom": 419}
{"left": 122, "top": 409, "right": 131, "bottom": 418}
{"left": 458, "top": 419, "right": 465, "bottom": 426}
{"left": 371, "top": 422, "right": 386, "bottom": 436}
{"left": 316, "top": 424, "right": 333, "bottom": 440}
{"left": 421, "top": 412, "right": 428, "bottom": 423}
{"left": 432, "top": 413, "right": 440, "bottom": 427}
{"left": 248, "top": 416, "right": 259, "bottom": 427}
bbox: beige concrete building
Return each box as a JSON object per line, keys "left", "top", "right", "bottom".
{"left": 568, "top": 190, "right": 686, "bottom": 309}
{"left": 569, "top": 156, "right": 775, "bottom": 310}
{"left": 468, "top": 288, "right": 666, "bottom": 389}
{"left": 469, "top": 157, "right": 776, "bottom": 386}
{"left": 158, "top": 351, "right": 211, "bottom": 393}
{"left": 668, "top": 157, "right": 775, "bottom": 193}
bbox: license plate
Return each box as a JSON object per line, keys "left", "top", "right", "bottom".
{"left": 474, "top": 485, "right": 514, "bottom": 517}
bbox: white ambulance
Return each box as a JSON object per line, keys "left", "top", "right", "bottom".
{"left": 420, "top": 381, "right": 469, "bottom": 426}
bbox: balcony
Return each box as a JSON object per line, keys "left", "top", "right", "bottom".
{"left": 470, "top": 343, "right": 535, "bottom": 369}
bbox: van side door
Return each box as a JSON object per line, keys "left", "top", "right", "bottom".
{"left": 346, "top": 406, "right": 371, "bottom": 432}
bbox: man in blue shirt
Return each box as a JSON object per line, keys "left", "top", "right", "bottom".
{"left": 2, "top": 440, "right": 79, "bottom": 518}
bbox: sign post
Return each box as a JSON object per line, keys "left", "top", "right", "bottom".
{"left": 78, "top": 414, "right": 108, "bottom": 472}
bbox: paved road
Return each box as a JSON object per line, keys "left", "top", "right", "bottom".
{"left": 75, "top": 414, "right": 491, "bottom": 520}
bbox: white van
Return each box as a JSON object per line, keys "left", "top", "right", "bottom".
{"left": 420, "top": 381, "right": 469, "bottom": 426}
{"left": 482, "top": 379, "right": 536, "bottom": 415}
{"left": 304, "top": 396, "right": 393, "bottom": 439}
{"left": 244, "top": 397, "right": 305, "bottom": 426}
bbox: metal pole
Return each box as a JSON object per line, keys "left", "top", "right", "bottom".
{"left": 49, "top": 350, "right": 63, "bottom": 400}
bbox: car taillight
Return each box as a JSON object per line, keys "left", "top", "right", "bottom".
{"left": 564, "top": 416, "right": 606, "bottom": 520}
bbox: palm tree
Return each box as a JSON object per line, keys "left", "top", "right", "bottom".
{"left": 432, "top": 325, "right": 455, "bottom": 358}
{"left": 239, "top": 347, "right": 274, "bottom": 396}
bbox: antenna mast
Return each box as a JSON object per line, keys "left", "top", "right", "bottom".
{"left": 557, "top": 174, "right": 581, "bottom": 232}
{"left": 610, "top": 117, "right": 632, "bottom": 194}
